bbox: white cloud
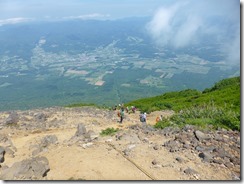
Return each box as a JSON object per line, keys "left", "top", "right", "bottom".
{"left": 0, "top": 17, "right": 32, "bottom": 26}
{"left": 62, "top": 13, "right": 111, "bottom": 20}
{"left": 146, "top": 0, "right": 240, "bottom": 65}
{"left": 146, "top": 3, "right": 182, "bottom": 47}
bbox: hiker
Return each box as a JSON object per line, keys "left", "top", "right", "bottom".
{"left": 160, "top": 115, "right": 163, "bottom": 120}
{"left": 140, "top": 112, "right": 147, "bottom": 124}
{"left": 156, "top": 116, "right": 160, "bottom": 123}
{"left": 119, "top": 108, "right": 125, "bottom": 123}
{"left": 126, "top": 106, "right": 129, "bottom": 113}
{"left": 131, "top": 106, "right": 136, "bottom": 113}
{"left": 112, "top": 105, "right": 117, "bottom": 111}
{"left": 156, "top": 115, "right": 163, "bottom": 123}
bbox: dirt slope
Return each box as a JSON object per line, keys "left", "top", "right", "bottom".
{"left": 0, "top": 107, "right": 240, "bottom": 180}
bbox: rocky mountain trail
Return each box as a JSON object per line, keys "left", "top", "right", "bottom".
{"left": 0, "top": 106, "right": 240, "bottom": 180}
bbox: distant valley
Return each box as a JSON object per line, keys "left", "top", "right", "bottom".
{"left": 0, "top": 18, "right": 239, "bottom": 111}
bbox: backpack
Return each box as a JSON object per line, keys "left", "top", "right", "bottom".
{"left": 140, "top": 115, "right": 145, "bottom": 122}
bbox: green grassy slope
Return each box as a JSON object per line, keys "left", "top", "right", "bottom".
{"left": 66, "top": 76, "right": 240, "bottom": 130}
{"left": 125, "top": 76, "right": 240, "bottom": 113}
{"left": 125, "top": 76, "right": 240, "bottom": 131}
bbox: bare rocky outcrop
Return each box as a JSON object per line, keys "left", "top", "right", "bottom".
{"left": 31, "top": 135, "right": 58, "bottom": 156}
{"left": 162, "top": 125, "right": 240, "bottom": 179}
{"left": 5, "top": 112, "right": 19, "bottom": 125}
{"left": 0, "top": 107, "right": 240, "bottom": 180}
{"left": 0, "top": 156, "right": 50, "bottom": 180}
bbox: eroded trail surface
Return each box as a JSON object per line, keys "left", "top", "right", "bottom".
{"left": 0, "top": 107, "right": 240, "bottom": 180}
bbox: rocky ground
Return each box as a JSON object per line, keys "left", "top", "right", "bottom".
{"left": 0, "top": 106, "right": 240, "bottom": 180}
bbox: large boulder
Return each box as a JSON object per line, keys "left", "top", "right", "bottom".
{"left": 194, "top": 130, "right": 211, "bottom": 141}
{"left": 5, "top": 112, "right": 19, "bottom": 125}
{"left": 116, "top": 132, "right": 140, "bottom": 144}
{"left": 84, "top": 130, "right": 99, "bottom": 141}
{"left": 32, "top": 135, "right": 58, "bottom": 156}
{"left": 40, "top": 135, "right": 58, "bottom": 147}
{"left": 0, "top": 156, "right": 50, "bottom": 180}
{"left": 75, "top": 123, "right": 87, "bottom": 137}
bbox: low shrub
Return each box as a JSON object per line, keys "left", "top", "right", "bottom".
{"left": 154, "top": 117, "right": 172, "bottom": 129}
{"left": 100, "top": 127, "right": 119, "bottom": 136}
{"left": 167, "top": 102, "right": 240, "bottom": 131}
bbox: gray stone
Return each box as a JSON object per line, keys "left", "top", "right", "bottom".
{"left": 183, "top": 143, "right": 190, "bottom": 149}
{"left": 199, "top": 152, "right": 213, "bottom": 163}
{"left": 32, "top": 148, "right": 42, "bottom": 156}
{"left": 213, "top": 148, "right": 231, "bottom": 159}
{"left": 213, "top": 158, "right": 224, "bottom": 164}
{"left": 75, "top": 123, "right": 87, "bottom": 137}
{"left": 195, "top": 146, "right": 205, "bottom": 151}
{"left": 118, "top": 133, "right": 140, "bottom": 144}
{"left": 127, "top": 144, "right": 136, "bottom": 150}
{"left": 161, "top": 127, "right": 180, "bottom": 136}
{"left": 184, "top": 167, "right": 199, "bottom": 175}
{"left": 164, "top": 140, "right": 181, "bottom": 152}
{"left": 31, "top": 135, "right": 58, "bottom": 156}
{"left": 183, "top": 125, "right": 196, "bottom": 132}
{"left": 194, "top": 130, "right": 210, "bottom": 141}
{"left": 0, "top": 146, "right": 5, "bottom": 163}
{"left": 176, "top": 157, "right": 184, "bottom": 163}
{"left": 230, "top": 157, "right": 240, "bottom": 165}
{"left": 34, "top": 112, "right": 47, "bottom": 122}
{"left": 5, "top": 112, "right": 19, "bottom": 125}
{"left": 122, "top": 149, "right": 130, "bottom": 156}
{"left": 84, "top": 130, "right": 99, "bottom": 140}
{"left": 82, "top": 142, "right": 94, "bottom": 149}
{"left": 40, "top": 135, "right": 58, "bottom": 147}
{"left": 0, "top": 156, "right": 50, "bottom": 180}
{"left": 153, "top": 144, "right": 160, "bottom": 150}
{"left": 152, "top": 159, "right": 160, "bottom": 165}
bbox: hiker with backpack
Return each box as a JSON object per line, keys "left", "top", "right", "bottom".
{"left": 140, "top": 112, "right": 147, "bottom": 124}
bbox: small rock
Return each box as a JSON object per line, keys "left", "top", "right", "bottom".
{"left": 0, "top": 146, "right": 5, "bottom": 163}
{"left": 127, "top": 144, "right": 136, "bottom": 150}
{"left": 162, "top": 163, "right": 173, "bottom": 168}
{"left": 153, "top": 145, "right": 160, "bottom": 150}
{"left": 176, "top": 157, "right": 184, "bottom": 163}
{"left": 184, "top": 167, "right": 198, "bottom": 175}
{"left": 199, "top": 152, "right": 213, "bottom": 163}
{"left": 152, "top": 159, "right": 160, "bottom": 165}
{"left": 142, "top": 138, "right": 149, "bottom": 143}
{"left": 82, "top": 142, "right": 93, "bottom": 149}
{"left": 105, "top": 139, "right": 113, "bottom": 143}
